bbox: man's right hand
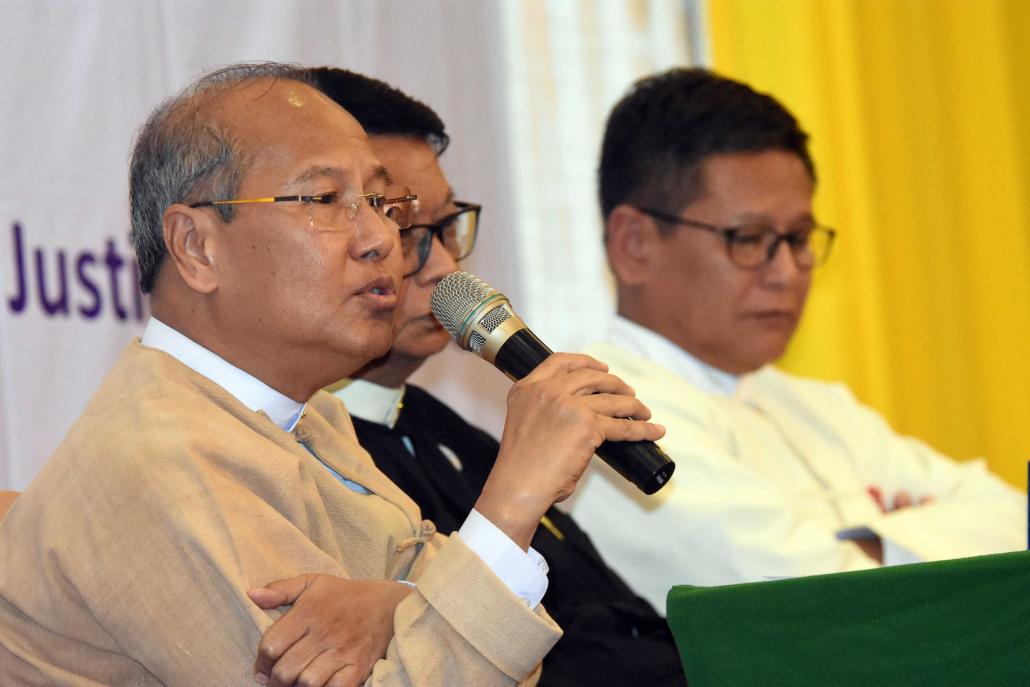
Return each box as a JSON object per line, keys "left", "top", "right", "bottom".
{"left": 476, "top": 352, "right": 665, "bottom": 550}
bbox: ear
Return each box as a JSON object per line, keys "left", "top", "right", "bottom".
{"left": 604, "top": 204, "right": 661, "bottom": 287}
{"left": 162, "top": 204, "right": 219, "bottom": 294}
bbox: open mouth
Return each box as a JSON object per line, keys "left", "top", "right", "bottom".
{"left": 357, "top": 276, "right": 398, "bottom": 309}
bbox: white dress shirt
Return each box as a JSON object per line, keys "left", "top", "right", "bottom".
{"left": 568, "top": 316, "right": 1025, "bottom": 610}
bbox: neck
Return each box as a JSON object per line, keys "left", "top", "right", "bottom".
{"left": 616, "top": 295, "right": 751, "bottom": 376}
{"left": 355, "top": 350, "right": 425, "bottom": 389}
{"left": 151, "top": 298, "right": 344, "bottom": 403}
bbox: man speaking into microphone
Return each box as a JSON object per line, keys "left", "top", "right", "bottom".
{"left": 0, "top": 63, "right": 663, "bottom": 686}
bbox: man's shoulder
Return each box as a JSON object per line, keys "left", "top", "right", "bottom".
{"left": 28, "top": 341, "right": 305, "bottom": 509}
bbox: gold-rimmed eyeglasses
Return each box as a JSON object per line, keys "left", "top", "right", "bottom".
{"left": 189, "top": 188, "right": 419, "bottom": 230}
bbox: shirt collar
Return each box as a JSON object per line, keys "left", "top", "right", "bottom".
{"left": 330, "top": 378, "right": 405, "bottom": 429}
{"left": 608, "top": 315, "right": 747, "bottom": 398}
{"left": 140, "top": 317, "right": 305, "bottom": 431}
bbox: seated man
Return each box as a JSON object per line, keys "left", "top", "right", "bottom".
{"left": 0, "top": 63, "right": 663, "bottom": 685}
{"left": 568, "top": 68, "right": 1025, "bottom": 610}
{"left": 307, "top": 66, "right": 687, "bottom": 686}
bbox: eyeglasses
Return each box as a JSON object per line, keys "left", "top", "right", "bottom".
{"left": 399, "top": 201, "right": 481, "bottom": 277}
{"left": 637, "top": 206, "right": 836, "bottom": 270}
{"left": 190, "top": 188, "right": 419, "bottom": 230}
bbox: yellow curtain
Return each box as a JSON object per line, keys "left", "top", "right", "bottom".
{"left": 706, "top": 0, "right": 1030, "bottom": 488}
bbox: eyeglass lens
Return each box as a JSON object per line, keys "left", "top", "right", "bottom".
{"left": 727, "top": 226, "right": 832, "bottom": 268}
{"left": 305, "top": 187, "right": 415, "bottom": 231}
{"left": 402, "top": 207, "right": 479, "bottom": 276}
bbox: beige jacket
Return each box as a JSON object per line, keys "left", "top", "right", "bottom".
{"left": 0, "top": 342, "right": 559, "bottom": 685}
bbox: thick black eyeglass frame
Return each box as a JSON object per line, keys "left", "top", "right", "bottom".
{"left": 401, "top": 201, "right": 481, "bottom": 276}
{"left": 636, "top": 206, "right": 836, "bottom": 269}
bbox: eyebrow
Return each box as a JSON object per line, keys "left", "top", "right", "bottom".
{"left": 285, "top": 164, "right": 392, "bottom": 190}
{"left": 732, "top": 211, "right": 815, "bottom": 226}
{"left": 419, "top": 188, "right": 457, "bottom": 222}
{"left": 287, "top": 165, "right": 344, "bottom": 189}
{"left": 369, "top": 165, "right": 393, "bottom": 187}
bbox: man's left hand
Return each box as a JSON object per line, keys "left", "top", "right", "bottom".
{"left": 248, "top": 574, "right": 413, "bottom": 687}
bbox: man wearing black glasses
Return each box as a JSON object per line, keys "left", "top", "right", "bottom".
{"left": 567, "top": 68, "right": 1024, "bottom": 611}
{"left": 244, "top": 67, "right": 686, "bottom": 687}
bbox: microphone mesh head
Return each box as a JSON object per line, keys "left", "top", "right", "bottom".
{"left": 430, "top": 271, "right": 499, "bottom": 339}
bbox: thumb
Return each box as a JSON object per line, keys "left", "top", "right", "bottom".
{"left": 247, "top": 574, "right": 315, "bottom": 609}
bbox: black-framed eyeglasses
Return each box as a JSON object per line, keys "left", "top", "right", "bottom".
{"left": 637, "top": 206, "right": 836, "bottom": 270}
{"left": 399, "top": 201, "right": 481, "bottom": 277}
{"left": 189, "top": 188, "right": 419, "bottom": 230}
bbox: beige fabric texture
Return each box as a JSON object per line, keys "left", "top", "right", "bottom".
{"left": 0, "top": 342, "right": 559, "bottom": 685}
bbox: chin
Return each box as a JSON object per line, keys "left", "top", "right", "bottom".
{"left": 402, "top": 335, "right": 451, "bottom": 362}
{"left": 394, "top": 322, "right": 451, "bottom": 359}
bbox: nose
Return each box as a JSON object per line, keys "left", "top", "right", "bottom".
{"left": 351, "top": 212, "right": 396, "bottom": 264}
{"left": 761, "top": 237, "right": 804, "bottom": 286}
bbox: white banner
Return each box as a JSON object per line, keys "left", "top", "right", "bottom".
{"left": 0, "top": 0, "right": 521, "bottom": 488}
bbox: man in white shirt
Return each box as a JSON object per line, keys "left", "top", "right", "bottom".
{"left": 567, "top": 68, "right": 1025, "bottom": 612}
{"left": 0, "top": 63, "right": 663, "bottom": 686}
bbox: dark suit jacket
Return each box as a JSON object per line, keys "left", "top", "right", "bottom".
{"left": 352, "top": 383, "right": 687, "bottom": 687}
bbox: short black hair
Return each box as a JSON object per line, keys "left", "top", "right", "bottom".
{"left": 306, "top": 67, "right": 449, "bottom": 155}
{"left": 598, "top": 68, "right": 815, "bottom": 221}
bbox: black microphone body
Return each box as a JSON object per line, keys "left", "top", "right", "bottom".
{"left": 430, "top": 272, "right": 675, "bottom": 495}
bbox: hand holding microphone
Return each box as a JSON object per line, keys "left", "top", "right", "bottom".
{"left": 430, "top": 272, "right": 675, "bottom": 507}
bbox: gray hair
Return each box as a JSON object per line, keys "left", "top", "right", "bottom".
{"left": 129, "top": 62, "right": 313, "bottom": 292}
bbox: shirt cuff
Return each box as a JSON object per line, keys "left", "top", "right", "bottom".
{"left": 458, "top": 509, "right": 549, "bottom": 608}
{"left": 882, "top": 538, "right": 923, "bottom": 566}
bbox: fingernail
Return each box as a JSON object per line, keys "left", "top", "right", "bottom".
{"left": 254, "top": 671, "right": 269, "bottom": 685}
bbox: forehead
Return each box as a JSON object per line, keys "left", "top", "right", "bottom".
{"left": 370, "top": 137, "right": 446, "bottom": 188}
{"left": 370, "top": 135, "right": 452, "bottom": 213}
{"left": 206, "top": 79, "right": 379, "bottom": 188}
{"left": 693, "top": 150, "right": 814, "bottom": 215}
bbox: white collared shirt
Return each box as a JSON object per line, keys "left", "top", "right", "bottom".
{"left": 606, "top": 315, "right": 742, "bottom": 398}
{"left": 141, "top": 317, "right": 305, "bottom": 431}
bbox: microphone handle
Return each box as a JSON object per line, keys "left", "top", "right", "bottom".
{"left": 493, "top": 328, "right": 675, "bottom": 495}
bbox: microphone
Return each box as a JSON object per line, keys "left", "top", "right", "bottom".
{"left": 430, "top": 271, "right": 675, "bottom": 495}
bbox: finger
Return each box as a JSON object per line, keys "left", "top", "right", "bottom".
{"left": 267, "top": 635, "right": 322, "bottom": 687}
{"left": 296, "top": 648, "right": 364, "bottom": 687}
{"left": 249, "top": 574, "right": 314, "bottom": 609}
{"left": 327, "top": 663, "right": 366, "bottom": 687}
{"left": 579, "top": 393, "right": 653, "bottom": 421}
{"left": 253, "top": 609, "right": 310, "bottom": 681}
{"left": 525, "top": 368, "right": 637, "bottom": 399}
{"left": 596, "top": 415, "right": 666, "bottom": 443}
{"left": 522, "top": 352, "right": 609, "bottom": 381}
{"left": 893, "top": 491, "right": 912, "bottom": 510}
{"left": 919, "top": 494, "right": 935, "bottom": 505}
{"left": 866, "top": 486, "right": 886, "bottom": 513}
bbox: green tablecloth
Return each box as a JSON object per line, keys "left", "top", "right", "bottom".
{"left": 666, "top": 551, "right": 1030, "bottom": 686}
